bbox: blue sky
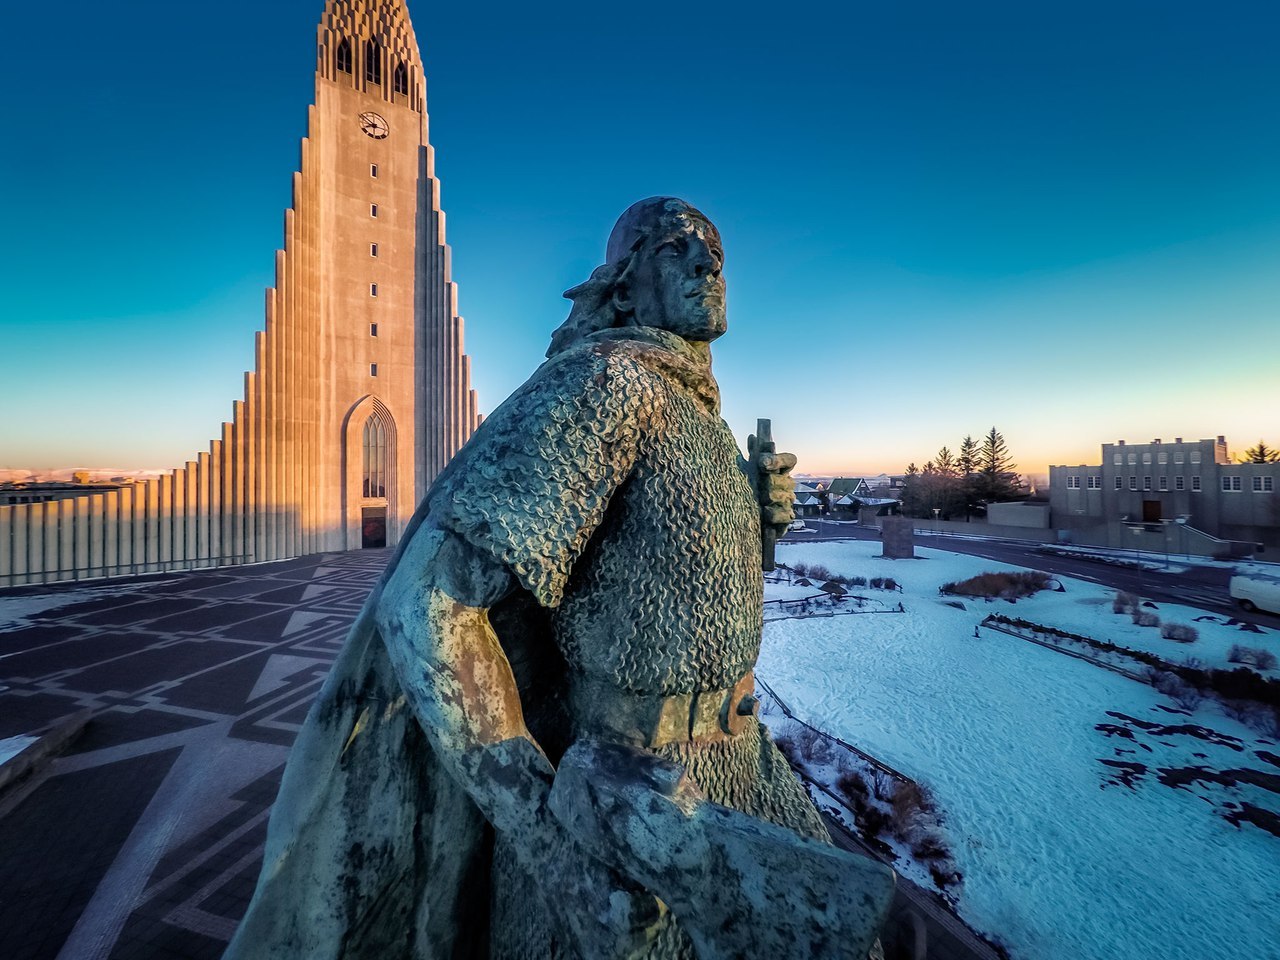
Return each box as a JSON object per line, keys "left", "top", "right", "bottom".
{"left": 1, "top": 0, "right": 1277, "bottom": 478}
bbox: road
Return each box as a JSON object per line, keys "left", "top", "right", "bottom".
{"left": 786, "top": 519, "right": 1280, "bottom": 630}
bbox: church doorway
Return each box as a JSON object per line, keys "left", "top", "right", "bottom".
{"left": 361, "top": 508, "right": 387, "bottom": 549}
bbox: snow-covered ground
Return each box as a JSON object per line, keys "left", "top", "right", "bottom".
{"left": 761, "top": 539, "right": 1280, "bottom": 960}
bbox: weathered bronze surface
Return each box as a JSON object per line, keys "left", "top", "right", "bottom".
{"left": 224, "top": 198, "right": 893, "bottom": 959}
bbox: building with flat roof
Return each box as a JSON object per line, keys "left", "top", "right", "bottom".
{"left": 1050, "top": 436, "right": 1280, "bottom": 552}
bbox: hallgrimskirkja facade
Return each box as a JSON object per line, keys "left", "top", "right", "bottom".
{"left": 0, "top": 0, "right": 479, "bottom": 587}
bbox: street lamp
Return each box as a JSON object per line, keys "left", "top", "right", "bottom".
{"left": 932, "top": 507, "right": 941, "bottom": 536}
{"left": 1130, "top": 524, "right": 1144, "bottom": 598}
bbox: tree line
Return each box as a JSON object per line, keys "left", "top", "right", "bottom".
{"left": 898, "top": 428, "right": 1025, "bottom": 520}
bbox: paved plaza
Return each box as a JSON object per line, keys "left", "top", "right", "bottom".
{"left": 0, "top": 551, "right": 390, "bottom": 960}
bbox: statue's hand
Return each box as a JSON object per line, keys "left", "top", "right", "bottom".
{"left": 757, "top": 450, "right": 798, "bottom": 532}
{"left": 516, "top": 810, "right": 668, "bottom": 959}
{"left": 546, "top": 834, "right": 669, "bottom": 960}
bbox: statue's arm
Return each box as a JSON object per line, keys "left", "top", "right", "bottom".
{"left": 375, "top": 520, "right": 557, "bottom": 842}
{"left": 376, "top": 520, "right": 666, "bottom": 957}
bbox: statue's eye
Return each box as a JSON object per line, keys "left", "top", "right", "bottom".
{"left": 655, "top": 240, "right": 682, "bottom": 257}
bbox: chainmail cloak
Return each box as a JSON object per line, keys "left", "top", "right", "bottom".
{"left": 428, "top": 327, "right": 764, "bottom": 696}
{"left": 430, "top": 326, "right": 830, "bottom": 959}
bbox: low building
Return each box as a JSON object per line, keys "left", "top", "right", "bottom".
{"left": 1050, "top": 436, "right": 1280, "bottom": 552}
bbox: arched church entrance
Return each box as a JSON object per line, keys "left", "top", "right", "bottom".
{"left": 343, "top": 397, "right": 399, "bottom": 550}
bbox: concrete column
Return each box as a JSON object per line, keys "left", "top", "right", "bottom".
{"left": 116, "top": 485, "right": 134, "bottom": 573}
{"left": 197, "top": 452, "right": 211, "bottom": 562}
{"left": 43, "top": 500, "right": 61, "bottom": 581}
{"left": 103, "top": 490, "right": 119, "bottom": 577}
{"left": 157, "top": 475, "right": 173, "bottom": 568}
{"left": 232, "top": 401, "right": 247, "bottom": 568}
{"left": 75, "top": 496, "right": 91, "bottom": 577}
{"left": 250, "top": 361, "right": 264, "bottom": 562}
{"left": 145, "top": 480, "right": 160, "bottom": 570}
{"left": 171, "top": 468, "right": 187, "bottom": 563}
{"left": 283, "top": 209, "right": 298, "bottom": 560}
{"left": 221, "top": 422, "right": 235, "bottom": 564}
{"left": 62, "top": 498, "right": 79, "bottom": 578}
{"left": 0, "top": 507, "right": 12, "bottom": 587}
{"left": 208, "top": 441, "right": 223, "bottom": 563}
{"left": 263, "top": 294, "right": 280, "bottom": 562}
{"left": 12, "top": 505, "right": 30, "bottom": 586}
{"left": 184, "top": 463, "right": 199, "bottom": 564}
{"left": 27, "top": 502, "right": 46, "bottom": 584}
{"left": 131, "top": 482, "right": 146, "bottom": 573}
{"left": 87, "top": 495, "right": 105, "bottom": 579}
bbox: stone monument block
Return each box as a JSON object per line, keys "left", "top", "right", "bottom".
{"left": 881, "top": 515, "right": 915, "bottom": 559}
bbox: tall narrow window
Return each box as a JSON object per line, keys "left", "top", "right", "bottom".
{"left": 366, "top": 40, "right": 383, "bottom": 84}
{"left": 370, "top": 362, "right": 378, "bottom": 377}
{"left": 370, "top": 163, "right": 379, "bottom": 178}
{"left": 362, "top": 413, "right": 389, "bottom": 498}
{"left": 370, "top": 203, "right": 378, "bottom": 218}
{"left": 336, "top": 39, "right": 352, "bottom": 74}
{"left": 370, "top": 283, "right": 378, "bottom": 297}
{"left": 393, "top": 62, "right": 409, "bottom": 95}
{"left": 370, "top": 242, "right": 379, "bottom": 257}
{"left": 370, "top": 323, "right": 378, "bottom": 337}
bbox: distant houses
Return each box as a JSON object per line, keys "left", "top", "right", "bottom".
{"left": 792, "top": 475, "right": 903, "bottom": 520}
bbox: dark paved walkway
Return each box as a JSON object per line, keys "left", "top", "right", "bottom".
{"left": 0, "top": 550, "right": 390, "bottom": 960}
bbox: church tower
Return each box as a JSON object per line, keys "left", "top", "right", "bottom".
{"left": 0, "top": 0, "right": 479, "bottom": 587}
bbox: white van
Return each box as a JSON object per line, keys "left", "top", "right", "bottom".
{"left": 1229, "top": 574, "right": 1280, "bottom": 615}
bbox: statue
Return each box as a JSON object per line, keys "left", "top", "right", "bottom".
{"left": 224, "top": 198, "right": 893, "bottom": 960}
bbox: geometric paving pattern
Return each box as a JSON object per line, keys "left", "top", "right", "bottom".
{"left": 0, "top": 550, "right": 389, "bottom": 960}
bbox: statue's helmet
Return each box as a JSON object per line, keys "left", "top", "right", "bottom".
{"left": 605, "top": 197, "right": 719, "bottom": 265}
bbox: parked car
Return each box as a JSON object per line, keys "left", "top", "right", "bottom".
{"left": 1230, "top": 574, "right": 1280, "bottom": 615}
{"left": 787, "top": 519, "right": 807, "bottom": 532}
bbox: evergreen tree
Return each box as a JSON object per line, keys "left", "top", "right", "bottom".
{"left": 957, "top": 435, "right": 979, "bottom": 520}
{"left": 973, "top": 427, "right": 1023, "bottom": 509}
{"left": 899, "top": 462, "right": 923, "bottom": 517}
{"left": 932, "top": 447, "right": 961, "bottom": 518}
{"left": 1238, "top": 440, "right": 1280, "bottom": 463}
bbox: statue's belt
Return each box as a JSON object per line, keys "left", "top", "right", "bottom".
{"left": 570, "top": 670, "right": 759, "bottom": 749}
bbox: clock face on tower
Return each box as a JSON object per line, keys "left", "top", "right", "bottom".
{"left": 359, "top": 112, "right": 389, "bottom": 140}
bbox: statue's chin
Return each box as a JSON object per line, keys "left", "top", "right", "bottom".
{"left": 666, "top": 308, "right": 727, "bottom": 343}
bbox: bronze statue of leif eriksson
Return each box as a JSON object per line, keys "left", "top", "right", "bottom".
{"left": 224, "top": 197, "right": 894, "bottom": 960}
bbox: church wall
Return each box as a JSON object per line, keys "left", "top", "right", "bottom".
{"left": 0, "top": 0, "right": 480, "bottom": 590}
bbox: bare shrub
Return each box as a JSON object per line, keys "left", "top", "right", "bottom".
{"left": 870, "top": 577, "right": 885, "bottom": 590}
{"left": 1225, "top": 701, "right": 1280, "bottom": 739}
{"left": 1150, "top": 671, "right": 1202, "bottom": 711}
{"left": 911, "top": 831, "right": 949, "bottom": 861}
{"left": 1228, "top": 645, "right": 1278, "bottom": 670}
{"left": 887, "top": 780, "right": 939, "bottom": 842}
{"left": 929, "top": 863, "right": 963, "bottom": 889}
{"left": 1132, "top": 611, "right": 1161, "bottom": 628}
{"left": 858, "top": 803, "right": 890, "bottom": 836}
{"left": 807, "top": 564, "right": 834, "bottom": 583}
{"left": 1113, "top": 591, "right": 1139, "bottom": 615}
{"left": 836, "top": 770, "right": 868, "bottom": 801}
{"left": 791, "top": 562, "right": 809, "bottom": 578}
{"left": 871, "top": 769, "right": 895, "bottom": 802}
{"left": 882, "top": 577, "right": 899, "bottom": 592}
{"left": 849, "top": 575, "right": 868, "bottom": 587}
{"left": 1160, "top": 622, "right": 1199, "bottom": 643}
{"left": 791, "top": 727, "right": 834, "bottom": 766}
{"left": 941, "top": 571, "right": 1052, "bottom": 599}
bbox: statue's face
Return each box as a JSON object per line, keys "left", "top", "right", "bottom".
{"left": 627, "top": 214, "right": 727, "bottom": 341}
